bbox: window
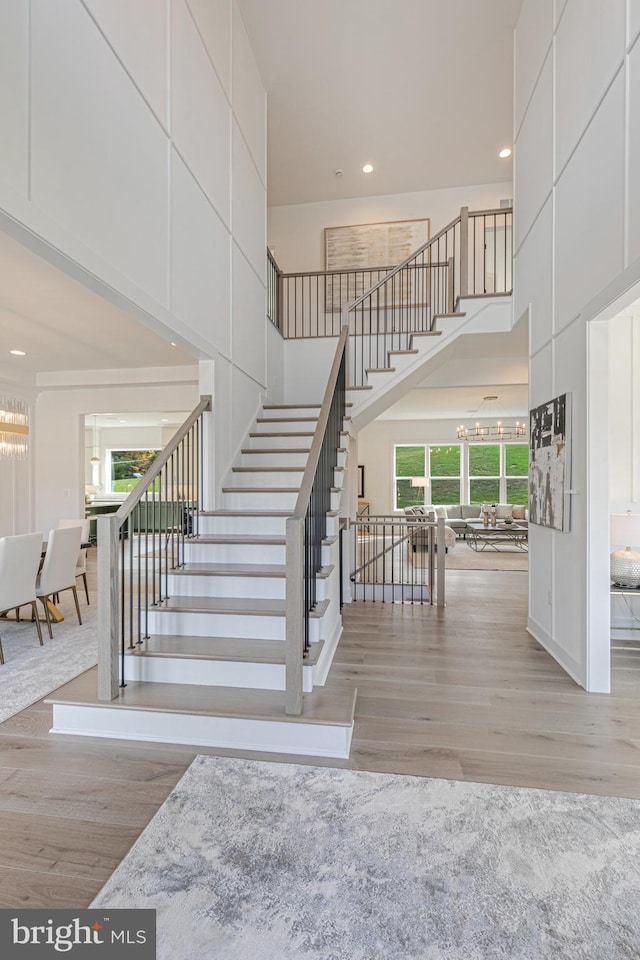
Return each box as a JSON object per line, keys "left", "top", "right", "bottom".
{"left": 468, "top": 442, "right": 528, "bottom": 504}
{"left": 108, "top": 449, "right": 161, "bottom": 494}
{"left": 504, "top": 443, "right": 528, "bottom": 505}
{"left": 394, "top": 445, "right": 426, "bottom": 509}
{"left": 393, "top": 441, "right": 528, "bottom": 510}
{"left": 429, "top": 445, "right": 461, "bottom": 505}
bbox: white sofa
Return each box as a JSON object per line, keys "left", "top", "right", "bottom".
{"left": 405, "top": 504, "right": 528, "bottom": 539}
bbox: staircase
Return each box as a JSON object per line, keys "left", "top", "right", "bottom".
{"left": 47, "top": 399, "right": 356, "bottom": 759}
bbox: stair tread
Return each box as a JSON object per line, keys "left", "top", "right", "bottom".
{"left": 262, "top": 403, "right": 353, "bottom": 409}
{"left": 232, "top": 466, "right": 304, "bottom": 473}
{"left": 365, "top": 367, "right": 396, "bottom": 374}
{"left": 155, "top": 596, "right": 330, "bottom": 617}
{"left": 256, "top": 417, "right": 319, "bottom": 423}
{"left": 249, "top": 432, "right": 316, "bottom": 438}
{"left": 46, "top": 671, "right": 357, "bottom": 727}
{"left": 174, "top": 562, "right": 288, "bottom": 577}
{"left": 193, "top": 535, "right": 287, "bottom": 545}
{"left": 126, "top": 635, "right": 324, "bottom": 666}
{"left": 222, "top": 487, "right": 300, "bottom": 493}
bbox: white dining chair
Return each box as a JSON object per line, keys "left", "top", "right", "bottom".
{"left": 36, "top": 526, "right": 83, "bottom": 638}
{"left": 0, "top": 532, "right": 44, "bottom": 665}
{"left": 58, "top": 518, "right": 91, "bottom": 604}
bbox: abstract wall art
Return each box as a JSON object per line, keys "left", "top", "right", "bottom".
{"left": 529, "top": 393, "right": 572, "bottom": 532}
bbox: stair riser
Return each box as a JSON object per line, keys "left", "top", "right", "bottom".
{"left": 50, "top": 704, "right": 354, "bottom": 759}
{"left": 247, "top": 434, "right": 315, "bottom": 450}
{"left": 197, "top": 515, "right": 288, "bottom": 536}
{"left": 262, "top": 406, "right": 321, "bottom": 417}
{"left": 221, "top": 490, "right": 299, "bottom": 511}
{"left": 183, "top": 542, "right": 287, "bottom": 564}
{"left": 229, "top": 470, "right": 304, "bottom": 489}
{"left": 124, "top": 654, "right": 314, "bottom": 693}
{"left": 167, "top": 574, "right": 288, "bottom": 600}
{"left": 254, "top": 420, "right": 318, "bottom": 434}
{"left": 238, "top": 451, "right": 309, "bottom": 468}
{"left": 182, "top": 542, "right": 334, "bottom": 565}
{"left": 146, "top": 609, "right": 321, "bottom": 642}
{"left": 166, "top": 574, "right": 330, "bottom": 601}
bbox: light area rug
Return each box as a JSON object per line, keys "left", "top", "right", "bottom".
{"left": 0, "top": 597, "right": 97, "bottom": 723}
{"left": 92, "top": 756, "right": 640, "bottom": 960}
{"left": 446, "top": 543, "right": 528, "bottom": 572}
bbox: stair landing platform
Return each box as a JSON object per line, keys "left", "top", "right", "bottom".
{"left": 46, "top": 668, "right": 357, "bottom": 760}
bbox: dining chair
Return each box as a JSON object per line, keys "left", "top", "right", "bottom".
{"left": 0, "top": 532, "right": 44, "bottom": 665}
{"left": 58, "top": 518, "right": 91, "bottom": 604}
{"left": 36, "top": 526, "right": 83, "bottom": 639}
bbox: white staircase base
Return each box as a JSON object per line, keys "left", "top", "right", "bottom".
{"left": 50, "top": 704, "right": 353, "bottom": 758}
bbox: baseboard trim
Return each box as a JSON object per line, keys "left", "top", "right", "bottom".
{"left": 527, "top": 616, "right": 585, "bottom": 688}
{"left": 313, "top": 618, "right": 343, "bottom": 687}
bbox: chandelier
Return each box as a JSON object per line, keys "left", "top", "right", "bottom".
{"left": 456, "top": 395, "right": 527, "bottom": 442}
{"left": 0, "top": 396, "right": 29, "bottom": 459}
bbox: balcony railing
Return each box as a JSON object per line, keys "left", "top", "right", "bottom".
{"left": 267, "top": 206, "right": 512, "bottom": 385}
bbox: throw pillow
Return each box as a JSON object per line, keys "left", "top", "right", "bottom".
{"left": 496, "top": 504, "right": 513, "bottom": 520}
{"left": 434, "top": 505, "right": 448, "bottom": 519}
{"left": 512, "top": 505, "right": 526, "bottom": 520}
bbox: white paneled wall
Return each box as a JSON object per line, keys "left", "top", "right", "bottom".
{"left": 231, "top": 121, "right": 267, "bottom": 282}
{"left": 0, "top": 0, "right": 28, "bottom": 195}
{"left": 171, "top": 0, "right": 231, "bottom": 224}
{"left": 30, "top": 0, "right": 170, "bottom": 305}
{"left": 0, "top": 0, "right": 273, "bottom": 526}
{"left": 232, "top": 245, "right": 266, "bottom": 386}
{"left": 515, "top": 0, "right": 640, "bottom": 692}
{"left": 514, "top": 0, "right": 553, "bottom": 133}
{"left": 513, "top": 53, "right": 553, "bottom": 250}
{"left": 554, "top": 0, "right": 625, "bottom": 174}
{"left": 514, "top": 198, "right": 553, "bottom": 353}
{"left": 627, "top": 40, "right": 640, "bottom": 264}
{"left": 170, "top": 151, "right": 231, "bottom": 357}
{"left": 82, "top": 0, "right": 170, "bottom": 129}
{"left": 187, "top": 0, "right": 231, "bottom": 97}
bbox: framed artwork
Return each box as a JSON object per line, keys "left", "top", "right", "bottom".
{"left": 529, "top": 393, "right": 572, "bottom": 532}
{"left": 324, "top": 219, "right": 430, "bottom": 310}
{"left": 357, "top": 465, "right": 365, "bottom": 499}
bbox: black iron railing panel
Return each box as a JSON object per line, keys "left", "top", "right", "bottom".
{"left": 97, "top": 399, "right": 210, "bottom": 698}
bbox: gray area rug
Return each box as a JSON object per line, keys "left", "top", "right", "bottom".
{"left": 0, "top": 595, "right": 97, "bottom": 723}
{"left": 92, "top": 756, "right": 640, "bottom": 959}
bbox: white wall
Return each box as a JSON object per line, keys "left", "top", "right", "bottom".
{"left": 515, "top": 0, "right": 640, "bottom": 691}
{"left": 34, "top": 380, "right": 198, "bottom": 536}
{"left": 0, "top": 0, "right": 275, "bottom": 510}
{"left": 268, "top": 181, "right": 513, "bottom": 273}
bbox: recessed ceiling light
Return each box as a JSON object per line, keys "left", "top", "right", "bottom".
{"left": 498, "top": 147, "right": 512, "bottom": 159}
{"left": 170, "top": 342, "right": 177, "bottom": 347}
{"left": 9, "top": 349, "right": 26, "bottom": 356}
{"left": 362, "top": 163, "right": 374, "bottom": 174}
{"left": 160, "top": 418, "right": 169, "bottom": 423}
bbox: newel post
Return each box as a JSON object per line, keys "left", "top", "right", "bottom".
{"left": 285, "top": 516, "right": 304, "bottom": 715}
{"left": 459, "top": 206, "right": 469, "bottom": 300}
{"left": 97, "top": 514, "right": 121, "bottom": 700}
{"left": 436, "top": 516, "right": 446, "bottom": 607}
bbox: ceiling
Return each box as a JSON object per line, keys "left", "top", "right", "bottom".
{"left": 86, "top": 412, "right": 190, "bottom": 431}
{"left": 0, "top": 231, "right": 195, "bottom": 383}
{"left": 239, "top": 0, "right": 522, "bottom": 206}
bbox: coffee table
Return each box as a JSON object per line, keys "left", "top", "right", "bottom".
{"left": 466, "top": 520, "right": 528, "bottom": 552}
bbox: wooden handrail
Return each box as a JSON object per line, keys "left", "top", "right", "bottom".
{"left": 292, "top": 324, "right": 349, "bottom": 519}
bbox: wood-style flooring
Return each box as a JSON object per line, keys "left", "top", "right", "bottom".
{"left": 1, "top": 566, "right": 639, "bottom": 907}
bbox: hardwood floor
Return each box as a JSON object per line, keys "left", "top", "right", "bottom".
{"left": 1, "top": 566, "right": 639, "bottom": 907}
